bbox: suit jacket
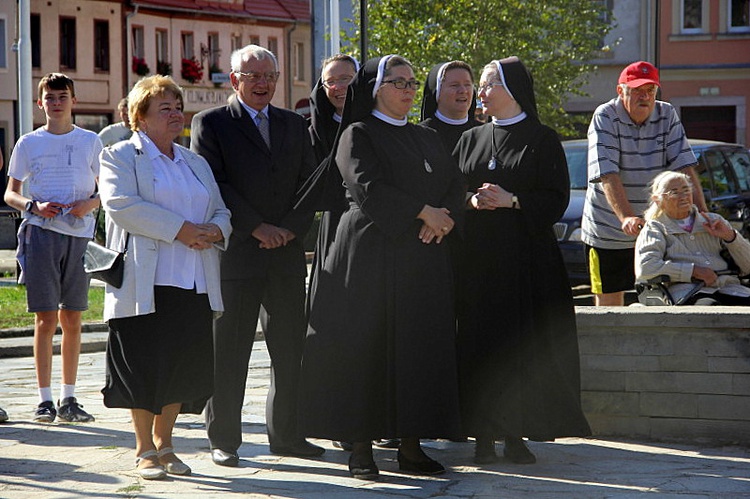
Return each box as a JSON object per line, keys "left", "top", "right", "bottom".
{"left": 191, "top": 96, "right": 316, "bottom": 279}
{"left": 98, "top": 134, "right": 232, "bottom": 321}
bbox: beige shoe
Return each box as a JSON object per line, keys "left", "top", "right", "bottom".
{"left": 135, "top": 450, "right": 167, "bottom": 480}
{"left": 157, "top": 447, "right": 191, "bottom": 475}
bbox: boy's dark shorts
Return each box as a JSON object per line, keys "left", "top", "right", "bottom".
{"left": 585, "top": 244, "right": 635, "bottom": 294}
{"left": 24, "top": 225, "right": 89, "bottom": 313}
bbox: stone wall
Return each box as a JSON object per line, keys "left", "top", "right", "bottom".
{"left": 576, "top": 306, "right": 750, "bottom": 445}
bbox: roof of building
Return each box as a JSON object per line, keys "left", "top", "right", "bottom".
{"left": 131, "top": 0, "right": 310, "bottom": 22}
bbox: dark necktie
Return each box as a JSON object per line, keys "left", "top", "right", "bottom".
{"left": 256, "top": 111, "right": 271, "bottom": 148}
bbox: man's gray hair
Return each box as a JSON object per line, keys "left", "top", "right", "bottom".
{"left": 231, "top": 44, "right": 278, "bottom": 72}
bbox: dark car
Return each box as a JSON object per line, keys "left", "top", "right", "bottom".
{"left": 557, "top": 139, "right": 750, "bottom": 284}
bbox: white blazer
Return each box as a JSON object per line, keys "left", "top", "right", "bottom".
{"left": 98, "top": 133, "right": 232, "bottom": 321}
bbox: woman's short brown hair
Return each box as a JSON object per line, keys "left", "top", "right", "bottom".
{"left": 127, "top": 75, "right": 183, "bottom": 132}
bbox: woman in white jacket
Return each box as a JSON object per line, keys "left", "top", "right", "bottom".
{"left": 636, "top": 170, "right": 750, "bottom": 305}
{"left": 98, "top": 75, "right": 231, "bottom": 479}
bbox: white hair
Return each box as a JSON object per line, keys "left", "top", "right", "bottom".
{"left": 644, "top": 170, "right": 693, "bottom": 220}
{"left": 230, "top": 44, "right": 278, "bottom": 72}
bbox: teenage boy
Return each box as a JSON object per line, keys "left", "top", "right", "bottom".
{"left": 4, "top": 73, "right": 102, "bottom": 423}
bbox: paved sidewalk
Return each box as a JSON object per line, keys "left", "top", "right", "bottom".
{"left": 0, "top": 342, "right": 748, "bottom": 498}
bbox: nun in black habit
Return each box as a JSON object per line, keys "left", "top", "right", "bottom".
{"left": 299, "top": 55, "right": 464, "bottom": 479}
{"left": 453, "top": 57, "right": 591, "bottom": 465}
{"left": 419, "top": 60, "right": 483, "bottom": 153}
{"left": 306, "top": 54, "right": 358, "bottom": 313}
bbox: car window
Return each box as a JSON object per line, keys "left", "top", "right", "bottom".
{"left": 563, "top": 145, "right": 588, "bottom": 189}
{"left": 727, "top": 149, "right": 750, "bottom": 192}
{"left": 701, "top": 150, "right": 737, "bottom": 196}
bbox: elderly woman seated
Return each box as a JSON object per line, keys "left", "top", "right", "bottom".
{"left": 636, "top": 170, "right": 750, "bottom": 305}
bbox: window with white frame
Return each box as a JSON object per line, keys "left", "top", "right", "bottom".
{"left": 682, "top": 0, "right": 703, "bottom": 33}
{"left": 249, "top": 35, "right": 260, "bottom": 46}
{"left": 729, "top": 0, "right": 750, "bottom": 31}
{"left": 267, "top": 37, "right": 278, "bottom": 58}
{"left": 132, "top": 26, "right": 144, "bottom": 59}
{"left": 182, "top": 32, "right": 194, "bottom": 60}
{"left": 231, "top": 34, "right": 242, "bottom": 53}
{"left": 156, "top": 30, "right": 168, "bottom": 65}
{"left": 293, "top": 42, "right": 305, "bottom": 81}
{"left": 208, "top": 32, "right": 220, "bottom": 69}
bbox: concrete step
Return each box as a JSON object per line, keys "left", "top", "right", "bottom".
{"left": 0, "top": 321, "right": 264, "bottom": 358}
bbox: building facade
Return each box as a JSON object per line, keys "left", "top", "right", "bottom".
{"left": 127, "top": 0, "right": 312, "bottom": 131}
{"left": 659, "top": 0, "right": 750, "bottom": 146}
{"left": 565, "top": 0, "right": 750, "bottom": 146}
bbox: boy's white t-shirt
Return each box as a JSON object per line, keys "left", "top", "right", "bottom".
{"left": 8, "top": 125, "right": 102, "bottom": 238}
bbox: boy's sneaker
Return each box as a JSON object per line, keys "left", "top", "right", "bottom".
{"left": 33, "top": 401, "right": 56, "bottom": 423}
{"left": 57, "top": 397, "right": 95, "bottom": 423}
{"left": 0, "top": 407, "right": 8, "bottom": 423}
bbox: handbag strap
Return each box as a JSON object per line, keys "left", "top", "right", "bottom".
{"left": 92, "top": 207, "right": 129, "bottom": 251}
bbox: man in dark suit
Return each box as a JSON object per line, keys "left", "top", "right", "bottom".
{"left": 191, "top": 44, "right": 322, "bottom": 467}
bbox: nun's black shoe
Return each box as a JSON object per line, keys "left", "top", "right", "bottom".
{"left": 397, "top": 449, "right": 445, "bottom": 475}
{"left": 348, "top": 453, "right": 379, "bottom": 480}
{"left": 373, "top": 438, "right": 400, "bottom": 448}
{"left": 474, "top": 438, "right": 499, "bottom": 464}
{"left": 503, "top": 437, "right": 536, "bottom": 464}
{"left": 333, "top": 441, "right": 353, "bottom": 451}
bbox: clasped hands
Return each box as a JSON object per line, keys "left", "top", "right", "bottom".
{"left": 470, "top": 183, "right": 512, "bottom": 210}
{"left": 177, "top": 221, "right": 224, "bottom": 250}
{"left": 418, "top": 205, "right": 454, "bottom": 244}
{"left": 252, "top": 222, "right": 296, "bottom": 249}
{"left": 33, "top": 197, "right": 100, "bottom": 219}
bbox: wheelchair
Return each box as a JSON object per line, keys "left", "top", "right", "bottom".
{"left": 635, "top": 276, "right": 705, "bottom": 306}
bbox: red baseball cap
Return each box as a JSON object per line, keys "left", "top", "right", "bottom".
{"left": 618, "top": 61, "right": 660, "bottom": 88}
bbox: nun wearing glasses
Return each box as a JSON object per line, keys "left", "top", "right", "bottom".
{"left": 305, "top": 54, "right": 359, "bottom": 314}
{"left": 299, "top": 55, "right": 464, "bottom": 480}
{"left": 453, "top": 57, "right": 590, "bottom": 466}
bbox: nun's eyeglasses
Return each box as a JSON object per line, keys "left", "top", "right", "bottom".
{"left": 477, "top": 82, "right": 504, "bottom": 93}
{"left": 382, "top": 79, "right": 421, "bottom": 90}
{"left": 322, "top": 76, "right": 354, "bottom": 89}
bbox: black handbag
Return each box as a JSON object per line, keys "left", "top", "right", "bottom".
{"left": 83, "top": 208, "right": 128, "bottom": 288}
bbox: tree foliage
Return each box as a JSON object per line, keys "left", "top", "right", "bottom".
{"left": 342, "top": 0, "right": 613, "bottom": 135}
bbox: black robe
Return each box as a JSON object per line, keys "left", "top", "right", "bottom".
{"left": 453, "top": 119, "right": 591, "bottom": 440}
{"left": 299, "top": 116, "right": 464, "bottom": 441}
{"left": 420, "top": 117, "right": 482, "bottom": 157}
{"left": 306, "top": 83, "right": 345, "bottom": 314}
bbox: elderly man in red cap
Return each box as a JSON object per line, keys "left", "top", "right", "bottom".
{"left": 581, "top": 61, "right": 707, "bottom": 306}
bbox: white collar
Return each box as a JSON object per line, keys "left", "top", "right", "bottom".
{"left": 436, "top": 110, "right": 468, "bottom": 125}
{"left": 492, "top": 112, "right": 527, "bottom": 126}
{"left": 333, "top": 112, "right": 342, "bottom": 123}
{"left": 372, "top": 109, "right": 408, "bottom": 126}
{"left": 237, "top": 97, "right": 269, "bottom": 120}
{"left": 137, "top": 131, "right": 183, "bottom": 162}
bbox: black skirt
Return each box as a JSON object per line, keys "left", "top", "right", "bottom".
{"left": 102, "top": 286, "right": 214, "bottom": 415}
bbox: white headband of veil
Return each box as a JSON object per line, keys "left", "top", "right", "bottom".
{"left": 434, "top": 62, "right": 451, "bottom": 101}
{"left": 492, "top": 59, "right": 515, "bottom": 101}
{"left": 372, "top": 54, "right": 395, "bottom": 98}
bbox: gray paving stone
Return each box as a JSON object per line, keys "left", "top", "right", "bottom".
{"left": 0, "top": 344, "right": 749, "bottom": 498}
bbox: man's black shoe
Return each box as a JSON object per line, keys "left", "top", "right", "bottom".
{"left": 269, "top": 440, "right": 325, "bottom": 458}
{"left": 211, "top": 448, "right": 240, "bottom": 467}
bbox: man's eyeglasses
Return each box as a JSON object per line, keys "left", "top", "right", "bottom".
{"left": 477, "top": 82, "right": 504, "bottom": 93}
{"left": 626, "top": 85, "right": 658, "bottom": 98}
{"left": 382, "top": 79, "right": 421, "bottom": 90}
{"left": 234, "top": 71, "right": 280, "bottom": 83}
{"left": 322, "top": 77, "right": 354, "bottom": 89}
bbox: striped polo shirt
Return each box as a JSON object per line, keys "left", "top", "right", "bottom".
{"left": 581, "top": 97, "right": 697, "bottom": 250}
